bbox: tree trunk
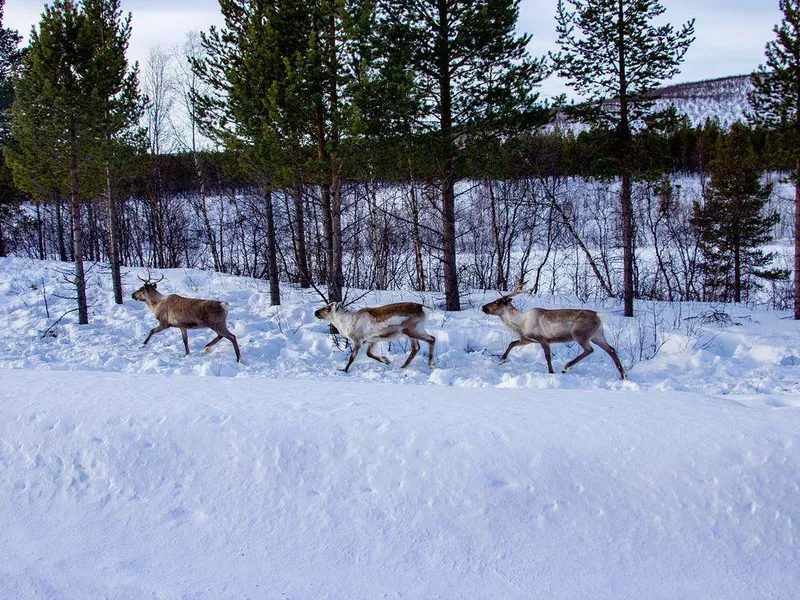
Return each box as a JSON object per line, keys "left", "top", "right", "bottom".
{"left": 294, "top": 183, "right": 310, "bottom": 288}
{"left": 106, "top": 162, "right": 124, "bottom": 304}
{"left": 408, "top": 176, "right": 426, "bottom": 292}
{"left": 734, "top": 242, "right": 742, "bottom": 303}
{"left": 264, "top": 186, "right": 280, "bottom": 306}
{"left": 617, "top": 0, "right": 634, "bottom": 317}
{"left": 438, "top": 0, "right": 460, "bottom": 310}
{"left": 68, "top": 136, "right": 88, "bottom": 325}
{"left": 795, "top": 157, "right": 800, "bottom": 319}
{"left": 620, "top": 169, "right": 635, "bottom": 316}
{"left": 35, "top": 202, "right": 45, "bottom": 260}
{"left": 54, "top": 189, "right": 68, "bottom": 261}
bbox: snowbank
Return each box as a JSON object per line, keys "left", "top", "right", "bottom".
{"left": 1, "top": 369, "right": 798, "bottom": 599}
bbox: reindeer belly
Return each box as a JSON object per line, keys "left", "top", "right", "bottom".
{"left": 364, "top": 325, "right": 404, "bottom": 343}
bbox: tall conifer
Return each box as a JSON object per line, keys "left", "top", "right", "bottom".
{"left": 552, "top": 0, "right": 694, "bottom": 316}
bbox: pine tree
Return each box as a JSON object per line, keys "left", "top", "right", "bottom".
{"left": 194, "top": 0, "right": 302, "bottom": 306}
{"left": 0, "top": 0, "right": 22, "bottom": 257}
{"left": 380, "top": 0, "right": 547, "bottom": 310}
{"left": 82, "top": 0, "right": 144, "bottom": 304}
{"left": 6, "top": 0, "right": 100, "bottom": 324}
{"left": 691, "top": 124, "right": 785, "bottom": 303}
{"left": 552, "top": 0, "right": 694, "bottom": 317}
{"left": 749, "top": 0, "right": 800, "bottom": 319}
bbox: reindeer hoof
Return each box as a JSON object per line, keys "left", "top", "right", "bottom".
{"left": 381, "top": 357, "right": 390, "bottom": 365}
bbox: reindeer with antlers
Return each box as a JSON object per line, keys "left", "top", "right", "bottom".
{"left": 131, "top": 274, "right": 241, "bottom": 362}
{"left": 481, "top": 282, "right": 626, "bottom": 379}
{"left": 314, "top": 301, "right": 435, "bottom": 373}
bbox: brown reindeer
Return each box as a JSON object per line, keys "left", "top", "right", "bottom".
{"left": 132, "top": 275, "right": 241, "bottom": 362}
{"left": 481, "top": 283, "right": 626, "bottom": 379}
{"left": 314, "top": 302, "right": 435, "bottom": 372}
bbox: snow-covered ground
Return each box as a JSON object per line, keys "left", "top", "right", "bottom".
{"left": 1, "top": 257, "right": 799, "bottom": 598}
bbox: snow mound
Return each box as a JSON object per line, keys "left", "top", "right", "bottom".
{"left": 1, "top": 369, "right": 798, "bottom": 598}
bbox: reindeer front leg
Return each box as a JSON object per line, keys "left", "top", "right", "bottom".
{"left": 340, "top": 341, "right": 362, "bottom": 373}
{"left": 180, "top": 328, "right": 190, "bottom": 356}
{"left": 142, "top": 323, "right": 170, "bottom": 347}
{"left": 500, "top": 338, "right": 531, "bottom": 363}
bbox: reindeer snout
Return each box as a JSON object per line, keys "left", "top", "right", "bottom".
{"left": 481, "top": 305, "right": 491, "bottom": 314}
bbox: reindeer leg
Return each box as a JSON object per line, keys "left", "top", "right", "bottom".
{"left": 180, "top": 328, "right": 191, "bottom": 356}
{"left": 562, "top": 340, "right": 593, "bottom": 374}
{"left": 531, "top": 338, "right": 555, "bottom": 374}
{"left": 593, "top": 339, "right": 626, "bottom": 380}
{"left": 405, "top": 328, "right": 435, "bottom": 368}
{"left": 400, "top": 338, "right": 419, "bottom": 368}
{"left": 367, "top": 343, "right": 390, "bottom": 365}
{"left": 142, "top": 323, "right": 169, "bottom": 347}
{"left": 204, "top": 335, "right": 224, "bottom": 352}
{"left": 341, "top": 342, "right": 361, "bottom": 373}
{"left": 500, "top": 338, "right": 531, "bottom": 363}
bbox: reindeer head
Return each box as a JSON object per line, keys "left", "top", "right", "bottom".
{"left": 314, "top": 302, "right": 340, "bottom": 321}
{"left": 481, "top": 281, "right": 529, "bottom": 316}
{"left": 131, "top": 274, "right": 164, "bottom": 302}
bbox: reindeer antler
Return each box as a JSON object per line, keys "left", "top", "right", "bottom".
{"left": 504, "top": 280, "right": 531, "bottom": 299}
{"left": 138, "top": 272, "right": 164, "bottom": 284}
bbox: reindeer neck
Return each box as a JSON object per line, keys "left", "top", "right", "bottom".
{"left": 145, "top": 289, "right": 166, "bottom": 311}
{"left": 329, "top": 309, "right": 355, "bottom": 337}
{"left": 501, "top": 305, "right": 525, "bottom": 327}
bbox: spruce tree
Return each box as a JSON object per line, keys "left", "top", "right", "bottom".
{"left": 749, "top": 0, "right": 800, "bottom": 318}
{"left": 691, "top": 124, "right": 785, "bottom": 303}
{"left": 552, "top": 0, "right": 694, "bottom": 317}
{"left": 380, "top": 0, "right": 547, "bottom": 310}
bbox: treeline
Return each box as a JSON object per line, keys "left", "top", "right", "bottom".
{"left": 1, "top": 0, "right": 799, "bottom": 322}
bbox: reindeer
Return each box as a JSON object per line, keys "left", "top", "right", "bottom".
{"left": 481, "top": 282, "right": 626, "bottom": 380}
{"left": 131, "top": 275, "right": 241, "bottom": 362}
{"left": 314, "top": 302, "right": 435, "bottom": 373}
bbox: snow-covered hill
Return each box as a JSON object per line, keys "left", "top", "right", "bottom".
{"left": 649, "top": 75, "right": 752, "bottom": 127}
{"left": 1, "top": 257, "right": 799, "bottom": 598}
{"left": 555, "top": 75, "right": 753, "bottom": 129}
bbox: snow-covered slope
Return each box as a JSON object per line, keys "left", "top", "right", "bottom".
{"left": 2, "top": 369, "right": 798, "bottom": 599}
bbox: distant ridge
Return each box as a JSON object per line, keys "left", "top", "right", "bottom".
{"left": 555, "top": 74, "right": 753, "bottom": 130}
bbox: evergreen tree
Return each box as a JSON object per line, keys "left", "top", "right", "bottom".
{"left": 691, "top": 124, "right": 785, "bottom": 303}
{"left": 82, "top": 0, "right": 144, "bottom": 304}
{"left": 552, "top": 0, "right": 694, "bottom": 317}
{"left": 194, "top": 0, "right": 304, "bottom": 305}
{"left": 6, "top": 0, "right": 99, "bottom": 324}
{"left": 749, "top": 0, "right": 800, "bottom": 319}
{"left": 0, "top": 0, "right": 22, "bottom": 257}
{"left": 380, "top": 0, "right": 547, "bottom": 310}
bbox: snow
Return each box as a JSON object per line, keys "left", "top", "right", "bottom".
{"left": 1, "top": 256, "right": 799, "bottom": 597}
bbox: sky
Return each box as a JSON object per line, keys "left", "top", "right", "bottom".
{"left": 3, "top": 0, "right": 783, "bottom": 99}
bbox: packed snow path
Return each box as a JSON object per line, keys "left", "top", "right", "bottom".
{"left": 1, "top": 369, "right": 798, "bottom": 598}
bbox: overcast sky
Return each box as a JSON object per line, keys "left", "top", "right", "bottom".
{"left": 3, "top": 0, "right": 783, "bottom": 99}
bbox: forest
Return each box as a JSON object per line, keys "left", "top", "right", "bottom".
{"left": 1, "top": 0, "right": 799, "bottom": 321}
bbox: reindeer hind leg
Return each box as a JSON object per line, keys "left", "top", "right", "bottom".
{"left": 562, "top": 339, "right": 593, "bottom": 374}
{"left": 367, "top": 343, "right": 391, "bottom": 365}
{"left": 400, "top": 338, "right": 420, "bottom": 368}
{"left": 593, "top": 339, "right": 626, "bottom": 380}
